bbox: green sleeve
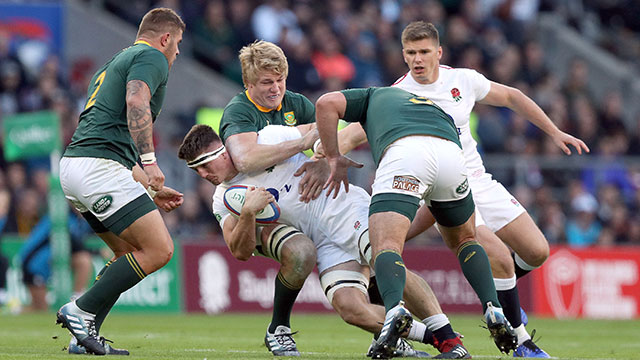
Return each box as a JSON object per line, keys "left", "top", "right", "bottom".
{"left": 219, "top": 103, "right": 258, "bottom": 143}
{"left": 341, "top": 88, "right": 373, "bottom": 124}
{"left": 127, "top": 49, "right": 168, "bottom": 94}
{"left": 299, "top": 95, "right": 316, "bottom": 124}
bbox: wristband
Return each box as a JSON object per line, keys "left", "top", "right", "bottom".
{"left": 146, "top": 186, "right": 157, "bottom": 199}
{"left": 140, "top": 152, "right": 156, "bottom": 166}
{"left": 312, "top": 139, "right": 322, "bottom": 153}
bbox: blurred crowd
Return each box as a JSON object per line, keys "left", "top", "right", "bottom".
{"left": 1, "top": 0, "right": 640, "bottom": 253}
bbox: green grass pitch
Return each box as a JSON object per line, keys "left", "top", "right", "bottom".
{"left": 1, "top": 312, "right": 638, "bottom": 359}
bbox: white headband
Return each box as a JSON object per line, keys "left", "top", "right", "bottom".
{"left": 187, "top": 145, "right": 226, "bottom": 168}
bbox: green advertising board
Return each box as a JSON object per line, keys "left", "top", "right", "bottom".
{"left": 2, "top": 111, "right": 61, "bottom": 161}
{"left": 0, "top": 237, "right": 181, "bottom": 313}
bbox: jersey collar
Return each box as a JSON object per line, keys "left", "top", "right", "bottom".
{"left": 134, "top": 40, "right": 152, "bottom": 47}
{"left": 245, "top": 90, "right": 282, "bottom": 112}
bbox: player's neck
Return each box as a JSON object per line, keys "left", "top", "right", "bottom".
{"left": 412, "top": 67, "right": 439, "bottom": 85}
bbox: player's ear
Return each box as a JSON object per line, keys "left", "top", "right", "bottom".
{"left": 160, "top": 32, "right": 171, "bottom": 47}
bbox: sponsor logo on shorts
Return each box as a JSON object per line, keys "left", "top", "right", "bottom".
{"left": 394, "top": 261, "right": 406, "bottom": 268}
{"left": 283, "top": 111, "right": 296, "bottom": 126}
{"left": 392, "top": 175, "right": 420, "bottom": 193}
{"left": 511, "top": 198, "right": 520, "bottom": 207}
{"left": 92, "top": 195, "right": 113, "bottom": 214}
{"left": 214, "top": 213, "right": 222, "bottom": 222}
{"left": 354, "top": 220, "right": 361, "bottom": 231}
{"left": 456, "top": 179, "right": 469, "bottom": 194}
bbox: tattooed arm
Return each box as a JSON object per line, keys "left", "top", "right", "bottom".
{"left": 126, "top": 79, "right": 164, "bottom": 190}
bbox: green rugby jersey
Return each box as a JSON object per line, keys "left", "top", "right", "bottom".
{"left": 219, "top": 90, "right": 315, "bottom": 143}
{"left": 341, "top": 87, "right": 460, "bottom": 166}
{"left": 64, "top": 41, "right": 169, "bottom": 169}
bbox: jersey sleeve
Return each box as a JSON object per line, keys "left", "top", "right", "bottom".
{"left": 298, "top": 95, "right": 316, "bottom": 124}
{"left": 127, "top": 49, "right": 168, "bottom": 94}
{"left": 340, "top": 88, "right": 373, "bottom": 124}
{"left": 212, "top": 186, "right": 232, "bottom": 229}
{"left": 467, "top": 69, "right": 491, "bottom": 101}
{"left": 219, "top": 102, "right": 258, "bottom": 143}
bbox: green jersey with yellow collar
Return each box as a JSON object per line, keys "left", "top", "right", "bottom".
{"left": 219, "top": 90, "right": 315, "bottom": 143}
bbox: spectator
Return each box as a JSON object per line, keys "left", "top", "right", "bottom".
{"left": 566, "top": 192, "right": 602, "bottom": 247}
{"left": 18, "top": 210, "right": 93, "bottom": 311}
{"left": 192, "top": 0, "right": 242, "bottom": 84}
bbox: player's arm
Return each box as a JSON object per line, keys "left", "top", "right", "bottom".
{"left": 221, "top": 187, "right": 275, "bottom": 261}
{"left": 315, "top": 122, "right": 368, "bottom": 158}
{"left": 316, "top": 92, "right": 363, "bottom": 198}
{"left": 479, "top": 81, "right": 590, "bottom": 155}
{"left": 225, "top": 128, "right": 318, "bottom": 173}
{"left": 126, "top": 79, "right": 165, "bottom": 190}
{"left": 406, "top": 205, "right": 437, "bottom": 241}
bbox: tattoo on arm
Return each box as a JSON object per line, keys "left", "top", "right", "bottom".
{"left": 126, "top": 80, "right": 154, "bottom": 154}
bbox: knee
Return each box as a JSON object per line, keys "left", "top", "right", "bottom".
{"left": 281, "top": 240, "right": 316, "bottom": 280}
{"left": 150, "top": 236, "right": 174, "bottom": 270}
{"left": 526, "top": 242, "right": 549, "bottom": 267}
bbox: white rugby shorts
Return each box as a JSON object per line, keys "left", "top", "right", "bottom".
{"left": 59, "top": 157, "right": 152, "bottom": 232}
{"left": 371, "top": 135, "right": 470, "bottom": 204}
{"left": 469, "top": 172, "right": 526, "bottom": 232}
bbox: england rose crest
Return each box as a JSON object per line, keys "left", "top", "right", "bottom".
{"left": 451, "top": 88, "right": 461, "bottom": 102}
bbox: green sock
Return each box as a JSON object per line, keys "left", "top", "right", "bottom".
{"left": 92, "top": 260, "right": 113, "bottom": 332}
{"left": 268, "top": 272, "right": 302, "bottom": 333}
{"left": 457, "top": 242, "right": 501, "bottom": 312}
{"left": 95, "top": 295, "right": 119, "bottom": 333}
{"left": 374, "top": 251, "right": 406, "bottom": 312}
{"left": 94, "top": 260, "right": 112, "bottom": 282}
{"left": 76, "top": 253, "right": 146, "bottom": 314}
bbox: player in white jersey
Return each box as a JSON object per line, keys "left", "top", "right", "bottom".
{"left": 178, "top": 124, "right": 472, "bottom": 358}
{"left": 392, "top": 21, "right": 590, "bottom": 358}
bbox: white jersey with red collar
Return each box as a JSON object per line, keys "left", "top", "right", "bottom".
{"left": 392, "top": 65, "right": 491, "bottom": 177}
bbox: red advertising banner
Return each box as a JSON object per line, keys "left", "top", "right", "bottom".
{"left": 182, "top": 242, "right": 333, "bottom": 313}
{"left": 531, "top": 246, "right": 640, "bottom": 319}
{"left": 182, "top": 240, "right": 532, "bottom": 314}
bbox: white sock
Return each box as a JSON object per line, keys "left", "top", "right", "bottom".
{"left": 422, "top": 313, "right": 450, "bottom": 331}
{"left": 494, "top": 276, "right": 517, "bottom": 291}
{"left": 514, "top": 253, "right": 538, "bottom": 271}
{"left": 514, "top": 324, "right": 530, "bottom": 345}
{"left": 407, "top": 321, "right": 427, "bottom": 341}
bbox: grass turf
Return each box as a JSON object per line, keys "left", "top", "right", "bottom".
{"left": 1, "top": 312, "right": 638, "bottom": 359}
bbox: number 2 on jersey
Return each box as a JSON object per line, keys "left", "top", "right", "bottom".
{"left": 85, "top": 70, "right": 106, "bottom": 110}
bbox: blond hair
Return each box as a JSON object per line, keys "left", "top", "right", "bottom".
{"left": 401, "top": 21, "right": 439, "bottom": 46}
{"left": 238, "top": 40, "right": 288, "bottom": 87}
{"left": 137, "top": 7, "right": 185, "bottom": 38}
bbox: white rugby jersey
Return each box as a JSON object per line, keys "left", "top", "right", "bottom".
{"left": 212, "top": 125, "right": 370, "bottom": 251}
{"left": 393, "top": 66, "right": 491, "bottom": 176}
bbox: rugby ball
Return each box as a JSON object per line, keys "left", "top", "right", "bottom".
{"left": 223, "top": 185, "right": 280, "bottom": 224}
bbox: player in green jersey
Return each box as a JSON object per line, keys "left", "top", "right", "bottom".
{"left": 217, "top": 40, "right": 321, "bottom": 356}
{"left": 316, "top": 87, "right": 518, "bottom": 359}
{"left": 56, "top": 8, "right": 185, "bottom": 355}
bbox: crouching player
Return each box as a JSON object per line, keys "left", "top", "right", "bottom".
{"left": 178, "top": 124, "right": 471, "bottom": 358}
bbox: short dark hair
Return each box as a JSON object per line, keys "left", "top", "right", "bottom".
{"left": 137, "top": 8, "right": 186, "bottom": 38}
{"left": 177, "top": 125, "right": 221, "bottom": 161}
{"left": 401, "top": 21, "right": 439, "bottom": 46}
